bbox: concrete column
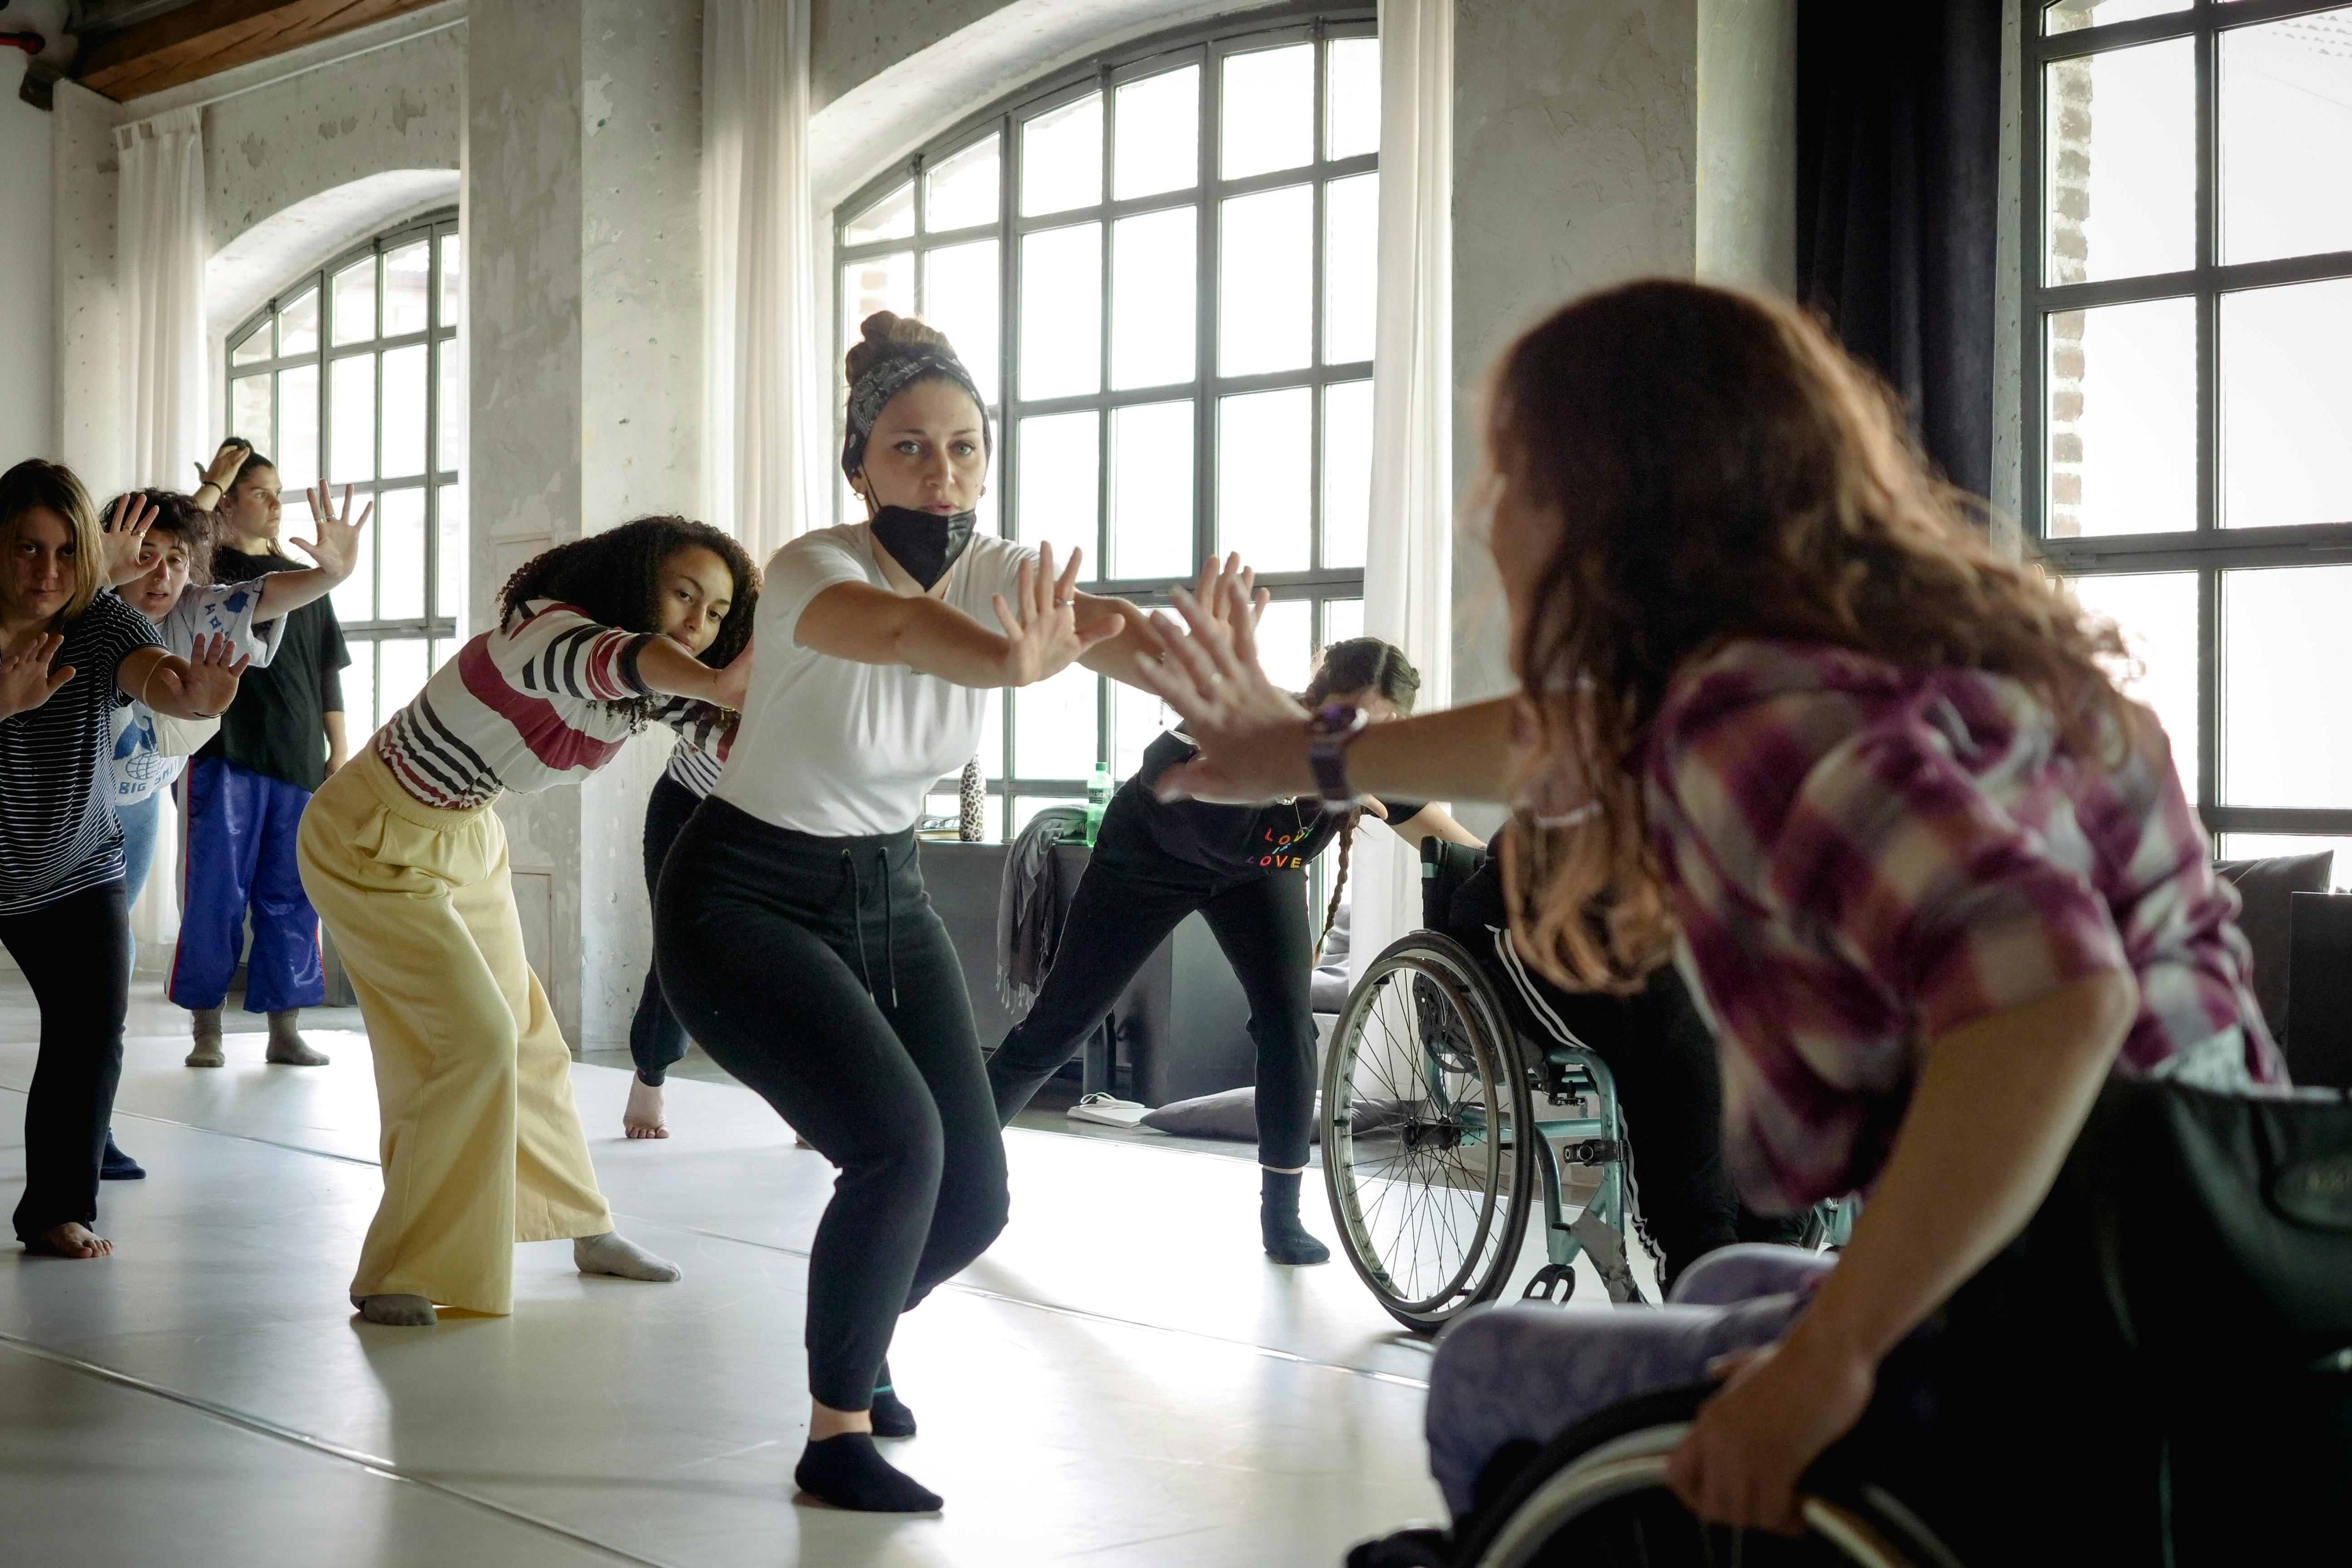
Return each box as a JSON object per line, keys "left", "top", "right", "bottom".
{"left": 467, "top": 0, "right": 702, "bottom": 1048}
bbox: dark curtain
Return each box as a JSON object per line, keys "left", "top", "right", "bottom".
{"left": 1797, "top": 0, "right": 2005, "bottom": 500}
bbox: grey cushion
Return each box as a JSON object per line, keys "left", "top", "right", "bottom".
{"left": 1137, "top": 1087, "right": 1410, "bottom": 1144}
{"left": 2217, "top": 851, "right": 2335, "bottom": 1044}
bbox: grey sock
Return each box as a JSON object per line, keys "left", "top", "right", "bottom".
{"left": 353, "top": 1294, "right": 436, "bottom": 1327}
{"left": 186, "top": 1007, "right": 225, "bottom": 1067}
{"left": 266, "top": 1009, "right": 328, "bottom": 1066}
{"left": 573, "top": 1231, "right": 682, "bottom": 1282}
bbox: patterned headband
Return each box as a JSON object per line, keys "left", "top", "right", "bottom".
{"left": 840, "top": 351, "right": 993, "bottom": 480}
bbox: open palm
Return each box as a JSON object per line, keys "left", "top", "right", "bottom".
{"left": 296, "top": 484, "right": 372, "bottom": 582}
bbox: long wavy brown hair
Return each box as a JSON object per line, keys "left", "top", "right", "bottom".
{"left": 1491, "top": 279, "right": 2135, "bottom": 992}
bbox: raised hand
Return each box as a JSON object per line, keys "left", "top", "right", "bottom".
{"left": 100, "top": 491, "right": 157, "bottom": 587}
{"left": 194, "top": 439, "right": 252, "bottom": 497}
{"left": 294, "top": 483, "right": 373, "bottom": 582}
{"left": 1127, "top": 556, "right": 1310, "bottom": 804}
{"left": 0, "top": 632, "right": 74, "bottom": 718}
{"left": 993, "top": 542, "right": 1119, "bottom": 687}
{"left": 176, "top": 633, "right": 252, "bottom": 717}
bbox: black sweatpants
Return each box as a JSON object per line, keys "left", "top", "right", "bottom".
{"left": 653, "top": 799, "right": 1008, "bottom": 1412}
{"left": 628, "top": 774, "right": 700, "bottom": 1086}
{"left": 3, "top": 879, "right": 131, "bottom": 1244}
{"left": 987, "top": 851, "right": 1319, "bottom": 1170}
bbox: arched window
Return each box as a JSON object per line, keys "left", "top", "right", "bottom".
{"left": 835, "top": 11, "right": 1378, "bottom": 838}
{"left": 225, "top": 210, "right": 464, "bottom": 742}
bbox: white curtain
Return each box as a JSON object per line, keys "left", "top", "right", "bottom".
{"left": 1352, "top": 0, "right": 1455, "bottom": 985}
{"left": 704, "top": 0, "right": 828, "bottom": 561}
{"left": 116, "top": 106, "right": 208, "bottom": 956}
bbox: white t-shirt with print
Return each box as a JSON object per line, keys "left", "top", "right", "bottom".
{"left": 108, "top": 579, "right": 288, "bottom": 807}
{"left": 715, "top": 522, "right": 1034, "bottom": 838}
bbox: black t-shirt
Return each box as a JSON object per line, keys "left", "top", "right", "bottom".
{"left": 0, "top": 590, "right": 164, "bottom": 916}
{"left": 1093, "top": 728, "right": 1426, "bottom": 881}
{"left": 198, "top": 548, "right": 349, "bottom": 791}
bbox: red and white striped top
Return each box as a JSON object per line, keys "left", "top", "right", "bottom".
{"left": 374, "top": 599, "right": 730, "bottom": 810}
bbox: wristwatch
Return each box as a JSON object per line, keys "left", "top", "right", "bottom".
{"left": 1306, "top": 703, "right": 1369, "bottom": 812}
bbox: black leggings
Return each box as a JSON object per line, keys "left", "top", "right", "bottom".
{"left": 652, "top": 799, "right": 1009, "bottom": 1411}
{"left": 987, "top": 853, "right": 1319, "bottom": 1169}
{"left": 628, "top": 774, "right": 700, "bottom": 1086}
{"left": 2, "top": 879, "right": 130, "bottom": 1244}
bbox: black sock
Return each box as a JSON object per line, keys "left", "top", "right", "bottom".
{"left": 794, "top": 1433, "right": 941, "bottom": 1513}
{"left": 1261, "top": 1170, "right": 1330, "bottom": 1265}
{"left": 100, "top": 1130, "right": 145, "bottom": 1181}
{"left": 870, "top": 1358, "right": 916, "bottom": 1438}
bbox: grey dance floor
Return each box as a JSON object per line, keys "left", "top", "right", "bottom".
{"left": 0, "top": 980, "right": 1451, "bottom": 1567}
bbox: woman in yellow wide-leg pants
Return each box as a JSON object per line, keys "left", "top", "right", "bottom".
{"left": 297, "top": 747, "right": 611, "bottom": 1316}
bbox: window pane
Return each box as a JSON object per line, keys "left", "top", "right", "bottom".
{"left": 231, "top": 375, "right": 273, "bottom": 453}
{"left": 1219, "top": 184, "right": 1313, "bottom": 375}
{"left": 1327, "top": 38, "right": 1381, "bottom": 160}
{"left": 846, "top": 181, "right": 915, "bottom": 244}
{"left": 1323, "top": 597, "right": 1365, "bottom": 648}
{"left": 1323, "top": 173, "right": 1377, "bottom": 364}
{"left": 341, "top": 642, "right": 375, "bottom": 738}
{"left": 330, "top": 504, "right": 374, "bottom": 622}
{"left": 1221, "top": 44, "right": 1313, "bottom": 180}
{"left": 1217, "top": 387, "right": 1311, "bottom": 570}
{"left": 1022, "top": 93, "right": 1103, "bottom": 217}
{"left": 439, "top": 234, "right": 461, "bottom": 328}
{"left": 330, "top": 354, "right": 376, "bottom": 483}
{"left": 378, "top": 637, "right": 431, "bottom": 728}
{"left": 923, "top": 239, "right": 1001, "bottom": 403}
{"left": 1112, "top": 206, "right": 1197, "bottom": 389}
{"left": 437, "top": 339, "right": 465, "bottom": 473}
{"left": 437, "top": 483, "right": 466, "bottom": 629}
{"left": 1012, "top": 795, "right": 1073, "bottom": 838}
{"left": 384, "top": 242, "right": 430, "bottom": 335}
{"left": 2042, "top": 39, "right": 2194, "bottom": 285}
{"left": 2069, "top": 571, "right": 2198, "bottom": 798}
{"left": 1019, "top": 223, "right": 1102, "bottom": 400}
{"left": 1114, "top": 65, "right": 1200, "bottom": 199}
{"left": 1014, "top": 662, "right": 1099, "bottom": 779}
{"left": 2222, "top": 12, "right": 2352, "bottom": 265}
{"left": 2043, "top": 298, "right": 2195, "bottom": 538}
{"left": 2043, "top": 0, "right": 2188, "bottom": 34}
{"left": 232, "top": 325, "right": 270, "bottom": 367}
{"left": 1109, "top": 400, "right": 1195, "bottom": 580}
{"left": 280, "top": 287, "right": 319, "bottom": 356}
{"left": 1255, "top": 598, "right": 1315, "bottom": 696}
{"left": 332, "top": 258, "right": 377, "bottom": 345}
{"left": 842, "top": 253, "right": 916, "bottom": 351}
{"left": 377, "top": 487, "right": 426, "bottom": 622}
{"left": 1112, "top": 682, "right": 1170, "bottom": 779}
{"left": 381, "top": 344, "right": 428, "bottom": 479}
{"left": 1322, "top": 379, "right": 1373, "bottom": 569}
{"left": 2218, "top": 835, "right": 2352, "bottom": 890}
{"left": 277, "top": 364, "right": 319, "bottom": 491}
{"left": 430, "top": 637, "right": 455, "bottom": 672}
{"left": 2222, "top": 564, "right": 2352, "bottom": 808}
{"left": 1015, "top": 410, "right": 1099, "bottom": 573}
{"left": 926, "top": 133, "right": 1000, "bottom": 232}
{"left": 2221, "top": 278, "right": 2352, "bottom": 529}
{"left": 979, "top": 686, "right": 1004, "bottom": 781}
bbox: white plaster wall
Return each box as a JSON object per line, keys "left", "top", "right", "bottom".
{"left": 2, "top": 68, "right": 57, "bottom": 459}
{"left": 52, "top": 79, "right": 124, "bottom": 491}
{"left": 1696, "top": 0, "right": 1796, "bottom": 294}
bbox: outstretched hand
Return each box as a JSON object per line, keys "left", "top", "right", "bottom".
{"left": 294, "top": 484, "right": 373, "bottom": 582}
{"left": 176, "top": 633, "right": 253, "bottom": 717}
{"left": 0, "top": 632, "right": 73, "bottom": 719}
{"left": 100, "top": 491, "right": 157, "bottom": 587}
{"left": 1129, "top": 555, "right": 1311, "bottom": 804}
{"left": 994, "top": 542, "right": 1120, "bottom": 687}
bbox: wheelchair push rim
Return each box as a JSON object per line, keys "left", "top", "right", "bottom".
{"left": 1323, "top": 933, "right": 1537, "bottom": 1332}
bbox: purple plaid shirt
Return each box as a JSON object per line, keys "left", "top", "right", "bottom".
{"left": 1643, "top": 639, "right": 2283, "bottom": 1213}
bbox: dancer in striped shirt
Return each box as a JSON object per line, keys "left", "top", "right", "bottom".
{"left": 294, "top": 515, "right": 756, "bottom": 1327}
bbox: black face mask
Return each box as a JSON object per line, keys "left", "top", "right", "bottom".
{"left": 869, "top": 505, "right": 977, "bottom": 590}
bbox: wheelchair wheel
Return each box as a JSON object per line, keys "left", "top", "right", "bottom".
{"left": 1324, "top": 933, "right": 1537, "bottom": 1333}
{"left": 1456, "top": 1387, "right": 1964, "bottom": 1568}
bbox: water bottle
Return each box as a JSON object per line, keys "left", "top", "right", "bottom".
{"left": 959, "top": 757, "right": 986, "bottom": 842}
{"left": 1083, "top": 762, "right": 1114, "bottom": 846}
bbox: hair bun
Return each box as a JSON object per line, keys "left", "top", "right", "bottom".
{"left": 846, "top": 310, "right": 958, "bottom": 386}
{"left": 860, "top": 310, "right": 905, "bottom": 345}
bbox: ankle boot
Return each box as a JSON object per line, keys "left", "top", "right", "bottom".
{"left": 185, "top": 1007, "right": 225, "bottom": 1068}
{"left": 265, "top": 1009, "right": 328, "bottom": 1066}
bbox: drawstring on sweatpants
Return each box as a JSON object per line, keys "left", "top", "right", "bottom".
{"left": 838, "top": 846, "right": 901, "bottom": 1011}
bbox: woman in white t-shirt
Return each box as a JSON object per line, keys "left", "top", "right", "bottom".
{"left": 653, "top": 313, "right": 1177, "bottom": 1514}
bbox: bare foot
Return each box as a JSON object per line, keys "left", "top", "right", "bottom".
{"left": 31, "top": 1222, "right": 112, "bottom": 1259}
{"left": 624, "top": 1076, "right": 669, "bottom": 1138}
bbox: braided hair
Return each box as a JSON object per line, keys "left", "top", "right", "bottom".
{"left": 494, "top": 515, "right": 759, "bottom": 727}
{"left": 1301, "top": 638, "right": 1422, "bottom": 957}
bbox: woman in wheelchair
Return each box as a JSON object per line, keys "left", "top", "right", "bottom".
{"left": 987, "top": 637, "right": 1481, "bottom": 1264}
{"left": 1125, "top": 279, "right": 2288, "bottom": 1556}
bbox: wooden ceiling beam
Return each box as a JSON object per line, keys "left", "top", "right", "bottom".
{"left": 76, "top": 0, "right": 445, "bottom": 102}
